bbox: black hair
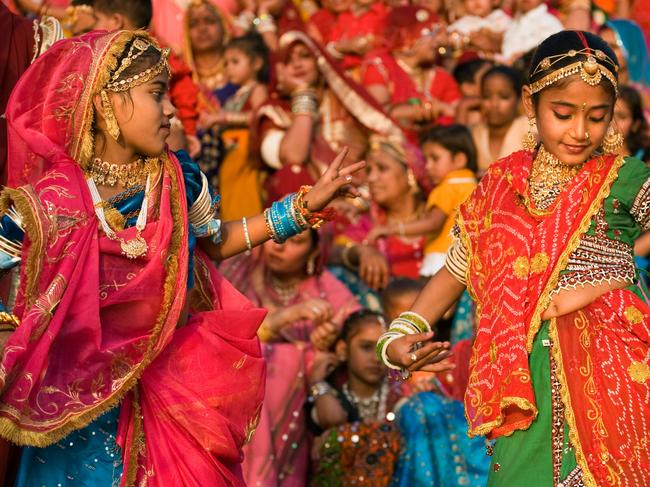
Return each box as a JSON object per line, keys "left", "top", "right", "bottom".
{"left": 619, "top": 85, "right": 650, "bottom": 162}
{"left": 420, "top": 124, "right": 478, "bottom": 173}
{"left": 93, "top": 0, "right": 153, "bottom": 29}
{"left": 339, "top": 309, "right": 386, "bottom": 343}
{"left": 528, "top": 31, "right": 619, "bottom": 106}
{"left": 224, "top": 32, "right": 270, "bottom": 83}
{"left": 452, "top": 58, "right": 492, "bottom": 85}
{"left": 380, "top": 277, "right": 425, "bottom": 309}
{"left": 481, "top": 65, "right": 524, "bottom": 98}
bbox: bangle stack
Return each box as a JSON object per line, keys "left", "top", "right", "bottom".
{"left": 263, "top": 186, "right": 336, "bottom": 243}
{"left": 189, "top": 173, "right": 222, "bottom": 243}
{"left": 376, "top": 311, "right": 433, "bottom": 379}
{"left": 291, "top": 88, "right": 318, "bottom": 117}
{"left": 341, "top": 242, "right": 358, "bottom": 270}
{"left": 309, "top": 381, "right": 335, "bottom": 401}
{"left": 253, "top": 13, "right": 276, "bottom": 33}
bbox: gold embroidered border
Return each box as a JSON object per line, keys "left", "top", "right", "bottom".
{"left": 548, "top": 318, "right": 597, "bottom": 487}
{"left": 526, "top": 155, "right": 625, "bottom": 351}
{"left": 0, "top": 187, "right": 46, "bottom": 308}
{"left": 123, "top": 388, "right": 144, "bottom": 487}
{"left": 0, "top": 154, "right": 186, "bottom": 449}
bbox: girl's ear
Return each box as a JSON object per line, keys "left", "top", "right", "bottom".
{"left": 453, "top": 151, "right": 468, "bottom": 170}
{"left": 335, "top": 340, "right": 347, "bottom": 361}
{"left": 253, "top": 56, "right": 263, "bottom": 75}
{"left": 521, "top": 85, "right": 535, "bottom": 119}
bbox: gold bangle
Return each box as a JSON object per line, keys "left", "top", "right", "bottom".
{"left": 341, "top": 243, "right": 358, "bottom": 270}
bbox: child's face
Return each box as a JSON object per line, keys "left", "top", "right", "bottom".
{"left": 224, "top": 48, "right": 257, "bottom": 86}
{"left": 346, "top": 323, "right": 386, "bottom": 386}
{"left": 423, "top": 141, "right": 465, "bottom": 185}
{"left": 188, "top": 3, "right": 226, "bottom": 54}
{"left": 523, "top": 76, "right": 614, "bottom": 165}
{"left": 107, "top": 72, "right": 175, "bottom": 157}
{"left": 464, "top": 0, "right": 493, "bottom": 17}
{"left": 481, "top": 73, "right": 519, "bottom": 129}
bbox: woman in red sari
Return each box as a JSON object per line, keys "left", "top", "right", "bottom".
{"left": 379, "top": 30, "right": 650, "bottom": 486}
{"left": 0, "top": 29, "right": 362, "bottom": 487}
{"left": 361, "top": 6, "right": 461, "bottom": 143}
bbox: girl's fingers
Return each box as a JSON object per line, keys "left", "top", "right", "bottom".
{"left": 418, "top": 362, "right": 456, "bottom": 373}
{"left": 325, "top": 147, "right": 349, "bottom": 177}
{"left": 338, "top": 160, "right": 366, "bottom": 176}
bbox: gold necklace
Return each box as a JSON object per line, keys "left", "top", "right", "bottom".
{"left": 87, "top": 157, "right": 157, "bottom": 188}
{"left": 528, "top": 146, "right": 584, "bottom": 210}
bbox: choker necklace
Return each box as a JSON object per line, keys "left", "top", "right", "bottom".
{"left": 342, "top": 382, "right": 389, "bottom": 421}
{"left": 87, "top": 174, "right": 151, "bottom": 259}
{"left": 528, "top": 145, "right": 584, "bottom": 210}
{"left": 267, "top": 272, "right": 298, "bottom": 306}
{"left": 87, "top": 157, "right": 156, "bottom": 188}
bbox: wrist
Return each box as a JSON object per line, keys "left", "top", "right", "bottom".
{"left": 309, "top": 381, "right": 336, "bottom": 399}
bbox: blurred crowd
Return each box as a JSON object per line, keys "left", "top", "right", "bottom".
{"left": 2, "top": 0, "right": 649, "bottom": 485}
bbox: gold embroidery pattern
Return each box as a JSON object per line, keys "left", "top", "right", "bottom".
{"left": 513, "top": 256, "right": 529, "bottom": 278}
{"left": 628, "top": 361, "right": 650, "bottom": 384}
{"left": 624, "top": 306, "right": 644, "bottom": 325}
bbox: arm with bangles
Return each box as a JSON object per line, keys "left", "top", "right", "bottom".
{"left": 367, "top": 206, "right": 447, "bottom": 243}
{"left": 199, "top": 148, "right": 364, "bottom": 261}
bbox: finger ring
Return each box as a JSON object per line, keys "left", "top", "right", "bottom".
{"left": 410, "top": 352, "right": 417, "bottom": 362}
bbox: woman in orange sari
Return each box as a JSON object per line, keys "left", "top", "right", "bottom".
{"left": 379, "top": 30, "right": 650, "bottom": 486}
{"left": 0, "top": 29, "right": 362, "bottom": 487}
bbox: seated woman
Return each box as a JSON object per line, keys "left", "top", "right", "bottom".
{"left": 256, "top": 30, "right": 402, "bottom": 202}
{"left": 361, "top": 6, "right": 461, "bottom": 143}
{"left": 221, "top": 228, "right": 360, "bottom": 487}
{"left": 332, "top": 136, "right": 432, "bottom": 289}
{"left": 307, "top": 310, "right": 406, "bottom": 487}
{"left": 470, "top": 65, "right": 528, "bottom": 174}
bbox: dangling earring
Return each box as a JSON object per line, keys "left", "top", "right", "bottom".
{"left": 407, "top": 170, "right": 417, "bottom": 193}
{"left": 601, "top": 122, "right": 624, "bottom": 153}
{"left": 522, "top": 118, "right": 537, "bottom": 151}
{"left": 100, "top": 90, "right": 121, "bottom": 141}
{"left": 306, "top": 256, "right": 316, "bottom": 276}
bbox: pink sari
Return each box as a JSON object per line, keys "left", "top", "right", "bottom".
{"left": 1, "top": 30, "right": 265, "bottom": 486}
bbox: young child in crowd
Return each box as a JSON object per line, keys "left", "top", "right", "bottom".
{"left": 198, "top": 32, "right": 269, "bottom": 219}
{"left": 454, "top": 58, "right": 493, "bottom": 126}
{"left": 367, "top": 125, "right": 477, "bottom": 278}
{"left": 448, "top": 0, "right": 512, "bottom": 39}
{"left": 307, "top": 310, "right": 404, "bottom": 486}
{"left": 499, "top": 0, "right": 563, "bottom": 63}
{"left": 615, "top": 85, "right": 650, "bottom": 162}
{"left": 471, "top": 65, "right": 528, "bottom": 173}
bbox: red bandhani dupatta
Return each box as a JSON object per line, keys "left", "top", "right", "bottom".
{"left": 458, "top": 149, "right": 650, "bottom": 485}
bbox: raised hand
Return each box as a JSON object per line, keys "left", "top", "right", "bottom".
{"left": 386, "top": 332, "right": 455, "bottom": 374}
{"left": 303, "top": 147, "right": 366, "bottom": 212}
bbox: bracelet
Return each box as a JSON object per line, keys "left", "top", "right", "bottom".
{"left": 376, "top": 331, "right": 405, "bottom": 371}
{"left": 242, "top": 217, "right": 252, "bottom": 254}
{"left": 295, "top": 185, "right": 336, "bottom": 229}
{"left": 309, "top": 381, "right": 335, "bottom": 400}
{"left": 341, "top": 242, "right": 358, "bottom": 270}
{"left": 291, "top": 90, "right": 318, "bottom": 117}
{"left": 0, "top": 311, "right": 19, "bottom": 331}
{"left": 397, "top": 221, "right": 406, "bottom": 237}
{"left": 397, "top": 311, "right": 432, "bottom": 333}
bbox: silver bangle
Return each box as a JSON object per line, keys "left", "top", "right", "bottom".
{"left": 242, "top": 217, "right": 252, "bottom": 254}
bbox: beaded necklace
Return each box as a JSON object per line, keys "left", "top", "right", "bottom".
{"left": 529, "top": 145, "right": 584, "bottom": 210}
{"left": 342, "top": 382, "right": 389, "bottom": 421}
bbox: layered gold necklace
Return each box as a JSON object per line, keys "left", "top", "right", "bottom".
{"left": 87, "top": 157, "right": 157, "bottom": 188}
{"left": 528, "top": 146, "right": 584, "bottom": 210}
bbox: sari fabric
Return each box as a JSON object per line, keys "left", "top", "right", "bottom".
{"left": 2, "top": 30, "right": 265, "bottom": 487}
{"left": 458, "top": 149, "right": 650, "bottom": 485}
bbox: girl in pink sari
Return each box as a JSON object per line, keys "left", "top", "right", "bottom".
{"left": 0, "top": 29, "right": 363, "bottom": 487}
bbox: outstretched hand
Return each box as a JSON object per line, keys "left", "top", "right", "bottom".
{"left": 303, "top": 148, "right": 366, "bottom": 212}
{"left": 386, "top": 332, "right": 455, "bottom": 374}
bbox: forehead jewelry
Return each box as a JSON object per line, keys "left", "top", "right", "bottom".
{"left": 104, "top": 37, "right": 171, "bottom": 93}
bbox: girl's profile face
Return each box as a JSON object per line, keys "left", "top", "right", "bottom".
{"left": 285, "top": 43, "right": 319, "bottom": 87}
{"left": 188, "top": 4, "right": 226, "bottom": 54}
{"left": 262, "top": 231, "right": 315, "bottom": 276}
{"left": 523, "top": 76, "right": 614, "bottom": 165}
{"left": 464, "top": 0, "right": 493, "bottom": 17}
{"left": 366, "top": 150, "right": 411, "bottom": 206}
{"left": 224, "top": 48, "right": 258, "bottom": 86}
{"left": 346, "top": 323, "right": 386, "bottom": 386}
{"left": 481, "top": 73, "right": 519, "bottom": 129}
{"left": 108, "top": 72, "right": 175, "bottom": 157}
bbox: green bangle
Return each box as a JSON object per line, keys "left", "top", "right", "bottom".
{"left": 407, "top": 97, "right": 421, "bottom": 106}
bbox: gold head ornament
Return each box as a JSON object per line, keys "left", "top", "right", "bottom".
{"left": 529, "top": 48, "right": 618, "bottom": 95}
{"left": 104, "top": 38, "right": 171, "bottom": 93}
